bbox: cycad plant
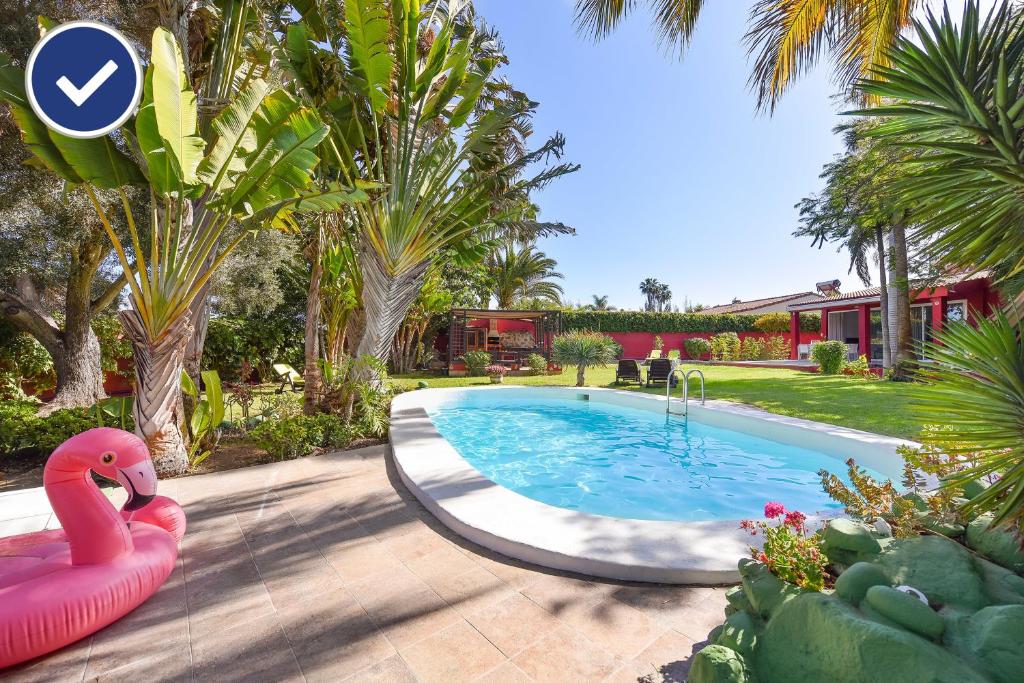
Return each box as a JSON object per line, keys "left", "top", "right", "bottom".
{"left": 0, "top": 28, "right": 363, "bottom": 473}
{"left": 914, "top": 315, "right": 1024, "bottom": 534}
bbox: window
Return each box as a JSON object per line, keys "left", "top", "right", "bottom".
{"left": 910, "top": 305, "right": 934, "bottom": 359}
{"left": 869, "top": 309, "right": 883, "bottom": 362}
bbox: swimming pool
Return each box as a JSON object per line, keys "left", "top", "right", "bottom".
{"left": 391, "top": 386, "right": 912, "bottom": 583}
{"left": 427, "top": 392, "right": 888, "bottom": 522}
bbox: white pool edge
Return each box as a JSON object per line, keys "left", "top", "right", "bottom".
{"left": 390, "top": 385, "right": 916, "bottom": 585}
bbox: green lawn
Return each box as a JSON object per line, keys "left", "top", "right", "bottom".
{"left": 392, "top": 364, "right": 923, "bottom": 440}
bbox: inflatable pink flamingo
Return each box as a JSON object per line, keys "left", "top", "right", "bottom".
{"left": 0, "top": 428, "right": 186, "bottom": 668}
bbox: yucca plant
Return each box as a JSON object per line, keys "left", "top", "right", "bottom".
{"left": 0, "top": 28, "right": 364, "bottom": 473}
{"left": 552, "top": 331, "right": 618, "bottom": 387}
{"left": 913, "top": 314, "right": 1024, "bottom": 534}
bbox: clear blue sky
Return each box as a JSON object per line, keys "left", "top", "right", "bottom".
{"left": 474, "top": 0, "right": 863, "bottom": 310}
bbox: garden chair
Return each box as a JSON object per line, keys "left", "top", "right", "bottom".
{"left": 615, "top": 359, "right": 642, "bottom": 385}
{"left": 646, "top": 349, "right": 663, "bottom": 360}
{"left": 273, "top": 363, "right": 305, "bottom": 394}
{"left": 646, "top": 358, "right": 676, "bottom": 387}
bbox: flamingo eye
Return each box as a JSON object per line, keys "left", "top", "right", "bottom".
{"left": 101, "top": 452, "right": 116, "bottom": 465}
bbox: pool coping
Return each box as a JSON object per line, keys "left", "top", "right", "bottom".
{"left": 390, "top": 385, "right": 917, "bottom": 585}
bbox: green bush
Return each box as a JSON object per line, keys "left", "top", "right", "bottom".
{"left": 800, "top": 312, "right": 822, "bottom": 333}
{"left": 525, "top": 353, "right": 548, "bottom": 374}
{"left": 740, "top": 337, "right": 764, "bottom": 360}
{"left": 811, "top": 340, "right": 848, "bottom": 374}
{"left": 710, "top": 332, "right": 741, "bottom": 361}
{"left": 764, "top": 335, "right": 789, "bottom": 360}
{"left": 462, "top": 350, "right": 492, "bottom": 376}
{"left": 251, "top": 413, "right": 353, "bottom": 460}
{"left": 0, "top": 404, "right": 109, "bottom": 456}
{"left": 0, "top": 320, "right": 54, "bottom": 399}
{"left": 562, "top": 310, "right": 760, "bottom": 333}
{"left": 753, "top": 312, "right": 791, "bottom": 334}
{"left": 683, "top": 337, "right": 711, "bottom": 360}
{"left": 843, "top": 354, "right": 876, "bottom": 378}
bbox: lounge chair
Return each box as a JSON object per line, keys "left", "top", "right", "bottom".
{"left": 273, "top": 363, "right": 305, "bottom": 394}
{"left": 646, "top": 349, "right": 663, "bottom": 360}
{"left": 646, "top": 358, "right": 677, "bottom": 387}
{"left": 615, "top": 359, "right": 642, "bottom": 385}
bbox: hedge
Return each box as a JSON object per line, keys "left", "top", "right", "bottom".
{"left": 562, "top": 310, "right": 820, "bottom": 334}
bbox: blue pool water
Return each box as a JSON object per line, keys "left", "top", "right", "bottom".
{"left": 427, "top": 393, "right": 887, "bottom": 522}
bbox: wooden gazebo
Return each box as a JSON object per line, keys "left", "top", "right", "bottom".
{"left": 445, "top": 308, "right": 562, "bottom": 375}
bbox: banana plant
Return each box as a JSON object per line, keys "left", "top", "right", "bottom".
{"left": 0, "top": 27, "right": 365, "bottom": 474}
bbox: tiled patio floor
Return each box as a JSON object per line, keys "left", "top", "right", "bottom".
{"left": 3, "top": 445, "right": 728, "bottom": 682}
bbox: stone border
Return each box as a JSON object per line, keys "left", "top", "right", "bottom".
{"left": 390, "top": 386, "right": 915, "bottom": 585}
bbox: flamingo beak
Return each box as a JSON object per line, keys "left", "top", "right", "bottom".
{"left": 117, "top": 459, "right": 158, "bottom": 511}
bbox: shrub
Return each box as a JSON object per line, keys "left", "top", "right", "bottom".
{"left": 820, "top": 458, "right": 919, "bottom": 537}
{"left": 739, "top": 337, "right": 764, "bottom": 361}
{"left": 753, "top": 312, "right": 791, "bottom": 334}
{"left": 525, "top": 353, "right": 548, "bottom": 375}
{"left": 684, "top": 337, "right": 711, "bottom": 360}
{"left": 562, "top": 310, "right": 759, "bottom": 334}
{"left": 462, "top": 350, "right": 492, "bottom": 376}
{"left": 251, "top": 413, "right": 353, "bottom": 460}
{"left": 810, "top": 340, "right": 847, "bottom": 374}
{"left": 740, "top": 502, "right": 829, "bottom": 591}
{"left": 0, "top": 320, "right": 54, "bottom": 399}
{"left": 552, "top": 331, "right": 618, "bottom": 387}
{"left": 710, "top": 332, "right": 741, "bottom": 361}
{"left": 0, "top": 405, "right": 100, "bottom": 457}
{"left": 800, "top": 312, "right": 822, "bottom": 333}
{"left": 764, "top": 335, "right": 789, "bottom": 360}
{"left": 653, "top": 335, "right": 664, "bottom": 350}
{"left": 842, "top": 354, "right": 876, "bottom": 378}
{"left": 203, "top": 316, "right": 303, "bottom": 382}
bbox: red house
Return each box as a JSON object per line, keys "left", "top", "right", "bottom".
{"left": 786, "top": 274, "right": 997, "bottom": 363}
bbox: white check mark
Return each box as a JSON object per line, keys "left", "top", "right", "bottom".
{"left": 55, "top": 60, "right": 119, "bottom": 107}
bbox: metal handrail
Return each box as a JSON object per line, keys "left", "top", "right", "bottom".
{"left": 666, "top": 367, "right": 706, "bottom": 418}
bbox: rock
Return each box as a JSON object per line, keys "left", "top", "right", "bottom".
{"left": 974, "top": 557, "right": 1024, "bottom": 606}
{"left": 688, "top": 645, "right": 752, "bottom": 683}
{"left": 915, "top": 511, "right": 965, "bottom": 538}
{"left": 864, "top": 585, "right": 945, "bottom": 639}
{"left": 874, "top": 535, "right": 988, "bottom": 611}
{"left": 823, "top": 518, "right": 882, "bottom": 554}
{"left": 965, "top": 515, "right": 1024, "bottom": 574}
{"left": 834, "top": 562, "right": 889, "bottom": 604}
{"left": 959, "top": 478, "right": 989, "bottom": 501}
{"left": 874, "top": 518, "right": 893, "bottom": 537}
{"left": 725, "top": 585, "right": 752, "bottom": 613}
{"left": 753, "top": 593, "right": 986, "bottom": 683}
{"left": 964, "top": 605, "right": 1024, "bottom": 683}
{"left": 739, "top": 558, "right": 802, "bottom": 618}
{"left": 717, "top": 611, "right": 758, "bottom": 657}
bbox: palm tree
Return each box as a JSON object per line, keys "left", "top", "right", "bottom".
{"left": 588, "top": 294, "right": 615, "bottom": 310}
{"left": 488, "top": 242, "right": 565, "bottom": 309}
{"left": 656, "top": 282, "right": 673, "bottom": 312}
{"left": 552, "top": 331, "right": 618, "bottom": 386}
{"left": 640, "top": 277, "right": 661, "bottom": 311}
{"left": 0, "top": 29, "right": 363, "bottom": 473}
{"left": 574, "top": 0, "right": 920, "bottom": 110}
{"left": 855, "top": 1, "right": 1024, "bottom": 312}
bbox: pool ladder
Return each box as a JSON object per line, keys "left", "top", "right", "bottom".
{"left": 667, "top": 369, "right": 705, "bottom": 418}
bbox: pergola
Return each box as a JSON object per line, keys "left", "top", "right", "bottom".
{"left": 446, "top": 308, "right": 561, "bottom": 373}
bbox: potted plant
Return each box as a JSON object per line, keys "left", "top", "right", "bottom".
{"left": 485, "top": 364, "right": 508, "bottom": 383}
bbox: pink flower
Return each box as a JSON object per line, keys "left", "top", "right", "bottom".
{"left": 764, "top": 502, "right": 786, "bottom": 519}
{"left": 784, "top": 510, "right": 807, "bottom": 529}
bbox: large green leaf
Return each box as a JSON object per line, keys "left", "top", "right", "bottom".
{"left": 196, "top": 78, "right": 272, "bottom": 192}
{"left": 249, "top": 181, "right": 369, "bottom": 226}
{"left": 150, "top": 27, "right": 204, "bottom": 189}
{"left": 48, "top": 134, "right": 145, "bottom": 188}
{"left": 344, "top": 0, "right": 393, "bottom": 114}
{"left": 200, "top": 370, "right": 224, "bottom": 427}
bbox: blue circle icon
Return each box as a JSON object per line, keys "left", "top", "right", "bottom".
{"left": 26, "top": 21, "right": 142, "bottom": 138}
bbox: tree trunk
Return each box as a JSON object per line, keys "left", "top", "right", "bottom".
{"left": 575, "top": 365, "right": 586, "bottom": 387}
{"left": 889, "top": 219, "right": 914, "bottom": 379}
{"left": 354, "top": 247, "right": 429, "bottom": 378}
{"left": 303, "top": 238, "right": 323, "bottom": 415}
{"left": 1, "top": 273, "right": 107, "bottom": 413}
{"left": 874, "top": 226, "right": 891, "bottom": 370}
{"left": 120, "top": 304, "right": 192, "bottom": 476}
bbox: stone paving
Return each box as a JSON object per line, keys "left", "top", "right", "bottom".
{"left": 2, "top": 445, "right": 728, "bottom": 682}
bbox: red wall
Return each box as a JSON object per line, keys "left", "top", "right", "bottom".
{"left": 605, "top": 331, "right": 822, "bottom": 359}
